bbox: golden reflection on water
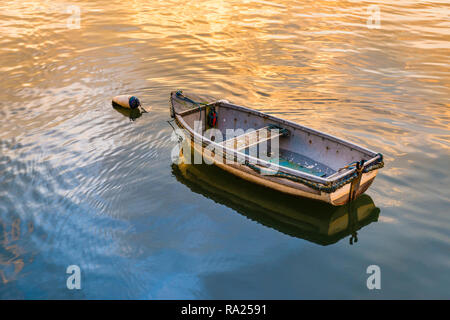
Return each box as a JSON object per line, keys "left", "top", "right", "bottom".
{"left": 1, "top": 1, "right": 448, "bottom": 139}
{"left": 0, "top": 0, "right": 449, "bottom": 290}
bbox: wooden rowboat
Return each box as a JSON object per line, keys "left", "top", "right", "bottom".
{"left": 170, "top": 91, "right": 384, "bottom": 206}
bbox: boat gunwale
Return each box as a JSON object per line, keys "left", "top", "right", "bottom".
{"left": 173, "top": 97, "right": 381, "bottom": 185}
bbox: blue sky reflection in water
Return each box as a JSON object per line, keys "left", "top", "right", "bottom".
{"left": 0, "top": 0, "right": 449, "bottom": 299}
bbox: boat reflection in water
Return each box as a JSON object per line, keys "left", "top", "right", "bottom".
{"left": 172, "top": 161, "right": 380, "bottom": 246}
{"left": 112, "top": 104, "right": 142, "bottom": 121}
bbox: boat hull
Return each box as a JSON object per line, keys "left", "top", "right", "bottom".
{"left": 180, "top": 135, "right": 378, "bottom": 206}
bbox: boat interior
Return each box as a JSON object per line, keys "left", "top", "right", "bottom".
{"left": 176, "top": 98, "right": 379, "bottom": 181}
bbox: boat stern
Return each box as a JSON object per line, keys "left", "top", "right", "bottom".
{"left": 328, "top": 170, "right": 379, "bottom": 206}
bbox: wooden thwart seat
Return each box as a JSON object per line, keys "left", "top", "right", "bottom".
{"left": 222, "top": 126, "right": 286, "bottom": 151}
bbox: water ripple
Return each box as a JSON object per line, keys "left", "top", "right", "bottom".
{"left": 0, "top": 0, "right": 448, "bottom": 298}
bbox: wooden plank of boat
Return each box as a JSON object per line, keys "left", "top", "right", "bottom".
{"left": 169, "top": 91, "right": 384, "bottom": 206}
{"left": 222, "top": 126, "right": 287, "bottom": 151}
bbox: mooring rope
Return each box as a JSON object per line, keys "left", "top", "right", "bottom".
{"left": 175, "top": 90, "right": 209, "bottom": 121}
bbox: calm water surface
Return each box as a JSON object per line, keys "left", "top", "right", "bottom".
{"left": 0, "top": 0, "right": 449, "bottom": 299}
